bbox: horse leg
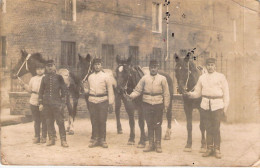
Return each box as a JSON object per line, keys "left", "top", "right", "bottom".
{"left": 183, "top": 100, "right": 193, "bottom": 152}
{"left": 68, "top": 97, "right": 78, "bottom": 135}
{"left": 122, "top": 98, "right": 135, "bottom": 145}
{"left": 115, "top": 93, "right": 123, "bottom": 134}
{"left": 66, "top": 95, "right": 73, "bottom": 134}
{"left": 164, "top": 99, "right": 172, "bottom": 140}
{"left": 199, "top": 107, "right": 207, "bottom": 153}
{"left": 137, "top": 103, "right": 146, "bottom": 148}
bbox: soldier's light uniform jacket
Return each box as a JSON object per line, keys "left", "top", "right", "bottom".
{"left": 87, "top": 71, "right": 114, "bottom": 104}
{"left": 129, "top": 74, "right": 170, "bottom": 108}
{"left": 38, "top": 73, "right": 67, "bottom": 105}
{"left": 28, "top": 75, "right": 44, "bottom": 106}
{"left": 189, "top": 71, "right": 230, "bottom": 111}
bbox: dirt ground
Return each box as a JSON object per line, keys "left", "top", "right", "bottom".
{"left": 1, "top": 116, "right": 259, "bottom": 166}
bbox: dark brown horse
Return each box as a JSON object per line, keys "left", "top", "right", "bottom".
{"left": 11, "top": 50, "right": 81, "bottom": 135}
{"left": 174, "top": 51, "right": 206, "bottom": 152}
{"left": 115, "top": 55, "right": 174, "bottom": 146}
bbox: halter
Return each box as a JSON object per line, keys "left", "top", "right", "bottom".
{"left": 16, "top": 54, "right": 32, "bottom": 81}
{"left": 81, "top": 60, "right": 92, "bottom": 82}
{"left": 184, "top": 61, "right": 196, "bottom": 92}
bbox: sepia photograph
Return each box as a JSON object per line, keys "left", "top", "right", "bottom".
{"left": 0, "top": 0, "right": 259, "bottom": 166}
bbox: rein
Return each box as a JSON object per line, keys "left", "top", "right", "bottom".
{"left": 16, "top": 54, "right": 32, "bottom": 81}
{"left": 81, "top": 60, "right": 92, "bottom": 82}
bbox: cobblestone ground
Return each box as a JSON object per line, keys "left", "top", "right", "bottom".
{"left": 1, "top": 116, "right": 259, "bottom": 166}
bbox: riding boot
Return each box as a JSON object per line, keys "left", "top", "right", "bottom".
{"left": 33, "top": 137, "right": 40, "bottom": 144}
{"left": 155, "top": 140, "right": 162, "bottom": 153}
{"left": 88, "top": 138, "right": 99, "bottom": 148}
{"left": 143, "top": 129, "right": 155, "bottom": 152}
{"left": 61, "top": 136, "right": 69, "bottom": 148}
{"left": 46, "top": 136, "right": 55, "bottom": 146}
{"left": 202, "top": 145, "right": 214, "bottom": 157}
{"left": 143, "top": 139, "right": 155, "bottom": 152}
{"left": 99, "top": 138, "right": 108, "bottom": 148}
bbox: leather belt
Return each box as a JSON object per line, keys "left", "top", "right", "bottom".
{"left": 31, "top": 91, "right": 38, "bottom": 94}
{"left": 143, "top": 92, "right": 163, "bottom": 96}
{"left": 202, "top": 95, "right": 223, "bottom": 99}
{"left": 89, "top": 93, "right": 108, "bottom": 97}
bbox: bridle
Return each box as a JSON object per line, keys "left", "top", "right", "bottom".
{"left": 81, "top": 60, "right": 92, "bottom": 83}
{"left": 184, "top": 61, "right": 196, "bottom": 92}
{"left": 16, "top": 54, "right": 32, "bottom": 81}
{"left": 117, "top": 65, "right": 131, "bottom": 95}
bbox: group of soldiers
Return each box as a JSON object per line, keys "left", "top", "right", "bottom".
{"left": 20, "top": 56, "right": 229, "bottom": 159}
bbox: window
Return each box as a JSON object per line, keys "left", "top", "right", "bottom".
{"left": 129, "top": 46, "right": 139, "bottom": 65}
{"left": 62, "top": 0, "right": 76, "bottom": 21}
{"left": 152, "top": 47, "right": 162, "bottom": 68}
{"left": 1, "top": 36, "right": 7, "bottom": 68}
{"left": 61, "top": 41, "right": 76, "bottom": 67}
{"left": 102, "top": 44, "right": 114, "bottom": 68}
{"left": 152, "top": 2, "right": 162, "bottom": 33}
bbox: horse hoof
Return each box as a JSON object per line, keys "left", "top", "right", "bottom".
{"left": 164, "top": 129, "right": 171, "bottom": 140}
{"left": 68, "top": 130, "right": 74, "bottom": 135}
{"left": 127, "top": 141, "right": 135, "bottom": 145}
{"left": 137, "top": 143, "right": 145, "bottom": 148}
{"left": 183, "top": 147, "right": 192, "bottom": 152}
{"left": 117, "top": 130, "right": 123, "bottom": 134}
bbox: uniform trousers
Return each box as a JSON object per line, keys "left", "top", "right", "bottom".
{"left": 30, "top": 105, "right": 47, "bottom": 138}
{"left": 43, "top": 104, "right": 66, "bottom": 141}
{"left": 201, "top": 108, "right": 223, "bottom": 150}
{"left": 88, "top": 101, "right": 108, "bottom": 142}
{"left": 142, "top": 102, "right": 164, "bottom": 142}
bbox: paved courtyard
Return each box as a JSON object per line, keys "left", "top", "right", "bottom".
{"left": 1, "top": 116, "right": 259, "bottom": 166}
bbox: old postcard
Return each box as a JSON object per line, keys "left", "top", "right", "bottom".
{"left": 0, "top": 0, "right": 259, "bottom": 166}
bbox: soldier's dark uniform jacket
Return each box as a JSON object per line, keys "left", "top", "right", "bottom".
{"left": 39, "top": 73, "right": 67, "bottom": 105}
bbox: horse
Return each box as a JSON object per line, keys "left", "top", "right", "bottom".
{"left": 11, "top": 50, "right": 81, "bottom": 135}
{"left": 174, "top": 51, "right": 206, "bottom": 152}
{"left": 115, "top": 55, "right": 174, "bottom": 146}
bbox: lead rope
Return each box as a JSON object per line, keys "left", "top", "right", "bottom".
{"left": 184, "top": 62, "right": 190, "bottom": 91}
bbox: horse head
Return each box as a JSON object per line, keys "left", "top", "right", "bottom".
{"left": 11, "top": 50, "right": 46, "bottom": 79}
{"left": 115, "top": 55, "right": 133, "bottom": 94}
{"left": 174, "top": 50, "right": 200, "bottom": 94}
{"left": 78, "top": 53, "right": 92, "bottom": 81}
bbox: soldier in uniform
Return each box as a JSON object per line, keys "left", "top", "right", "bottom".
{"left": 87, "top": 58, "right": 114, "bottom": 148}
{"left": 19, "top": 63, "right": 47, "bottom": 144}
{"left": 186, "top": 58, "right": 229, "bottom": 159}
{"left": 38, "top": 60, "right": 69, "bottom": 147}
{"left": 126, "top": 59, "right": 170, "bottom": 153}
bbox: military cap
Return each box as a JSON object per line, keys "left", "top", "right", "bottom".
{"left": 149, "top": 59, "right": 159, "bottom": 67}
{"left": 92, "top": 58, "right": 102, "bottom": 64}
{"left": 45, "top": 60, "right": 55, "bottom": 66}
{"left": 205, "top": 58, "right": 216, "bottom": 64}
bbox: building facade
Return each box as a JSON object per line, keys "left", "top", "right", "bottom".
{"left": 1, "top": 0, "right": 259, "bottom": 122}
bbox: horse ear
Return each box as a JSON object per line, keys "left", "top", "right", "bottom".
{"left": 86, "top": 54, "right": 91, "bottom": 62}
{"left": 21, "top": 49, "right": 27, "bottom": 58}
{"left": 116, "top": 55, "right": 121, "bottom": 64}
{"left": 174, "top": 53, "right": 179, "bottom": 62}
{"left": 78, "top": 54, "right": 83, "bottom": 61}
{"left": 184, "top": 52, "right": 191, "bottom": 62}
{"left": 127, "top": 55, "right": 132, "bottom": 64}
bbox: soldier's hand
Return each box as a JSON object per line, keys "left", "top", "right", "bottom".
{"left": 108, "top": 104, "right": 113, "bottom": 113}
{"left": 39, "top": 104, "right": 43, "bottom": 111}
